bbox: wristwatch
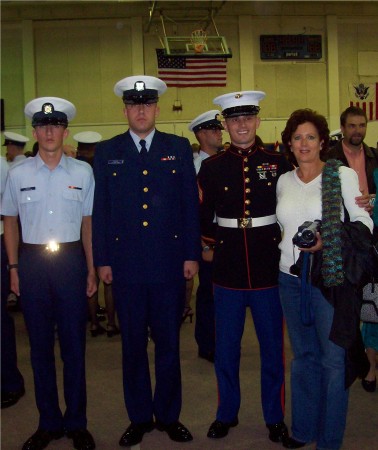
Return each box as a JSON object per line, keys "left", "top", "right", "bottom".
{"left": 7, "top": 264, "right": 19, "bottom": 270}
{"left": 202, "top": 245, "right": 214, "bottom": 252}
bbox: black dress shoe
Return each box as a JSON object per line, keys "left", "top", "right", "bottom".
{"left": 119, "top": 421, "right": 154, "bottom": 447}
{"left": 362, "top": 377, "right": 376, "bottom": 392}
{"left": 155, "top": 420, "right": 193, "bottom": 442}
{"left": 282, "top": 436, "right": 307, "bottom": 449}
{"left": 66, "top": 429, "right": 95, "bottom": 450}
{"left": 106, "top": 324, "right": 120, "bottom": 337}
{"left": 207, "top": 418, "right": 239, "bottom": 439}
{"left": 198, "top": 350, "right": 215, "bottom": 363}
{"left": 22, "top": 429, "right": 64, "bottom": 450}
{"left": 90, "top": 324, "right": 106, "bottom": 337}
{"left": 267, "top": 421, "right": 290, "bottom": 443}
{"left": 1, "top": 386, "right": 25, "bottom": 408}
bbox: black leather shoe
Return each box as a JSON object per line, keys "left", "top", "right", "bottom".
{"left": 198, "top": 351, "right": 215, "bottom": 363}
{"left": 282, "top": 437, "right": 307, "bottom": 449}
{"left": 90, "top": 324, "right": 106, "bottom": 337}
{"left": 1, "top": 386, "right": 25, "bottom": 408}
{"left": 22, "top": 429, "right": 64, "bottom": 450}
{"left": 362, "top": 377, "right": 376, "bottom": 392}
{"left": 66, "top": 429, "right": 95, "bottom": 450}
{"left": 207, "top": 418, "right": 239, "bottom": 439}
{"left": 267, "top": 421, "right": 289, "bottom": 443}
{"left": 155, "top": 420, "right": 193, "bottom": 442}
{"left": 119, "top": 422, "right": 154, "bottom": 447}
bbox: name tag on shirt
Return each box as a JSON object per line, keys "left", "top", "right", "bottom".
{"left": 20, "top": 187, "right": 36, "bottom": 191}
{"left": 108, "top": 160, "right": 124, "bottom": 165}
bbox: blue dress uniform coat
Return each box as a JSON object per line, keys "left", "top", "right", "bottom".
{"left": 198, "top": 143, "right": 292, "bottom": 425}
{"left": 92, "top": 129, "right": 201, "bottom": 424}
{"left": 198, "top": 144, "right": 291, "bottom": 289}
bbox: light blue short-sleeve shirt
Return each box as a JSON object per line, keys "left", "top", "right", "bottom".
{"left": 1, "top": 154, "right": 94, "bottom": 244}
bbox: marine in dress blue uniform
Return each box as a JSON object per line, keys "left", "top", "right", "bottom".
{"left": 92, "top": 76, "right": 201, "bottom": 447}
{"left": 198, "top": 91, "right": 295, "bottom": 447}
{"left": 2, "top": 97, "right": 96, "bottom": 450}
{"left": 189, "top": 110, "right": 224, "bottom": 362}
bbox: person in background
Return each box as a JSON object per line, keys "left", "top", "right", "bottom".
{"left": 3, "top": 131, "right": 29, "bottom": 166}
{"left": 191, "top": 142, "right": 200, "bottom": 160}
{"left": 73, "top": 131, "right": 119, "bottom": 338}
{"left": 3, "top": 131, "right": 29, "bottom": 311}
{"left": 1, "top": 155, "right": 25, "bottom": 409}
{"left": 223, "top": 141, "right": 230, "bottom": 151}
{"left": 188, "top": 109, "right": 224, "bottom": 362}
{"left": 32, "top": 141, "right": 39, "bottom": 156}
{"left": 63, "top": 144, "right": 77, "bottom": 158}
{"left": 2, "top": 97, "right": 97, "bottom": 450}
{"left": 327, "top": 106, "right": 378, "bottom": 393}
{"left": 366, "top": 170, "right": 378, "bottom": 392}
{"left": 198, "top": 90, "right": 293, "bottom": 446}
{"left": 277, "top": 108, "right": 373, "bottom": 449}
{"left": 92, "top": 76, "right": 200, "bottom": 447}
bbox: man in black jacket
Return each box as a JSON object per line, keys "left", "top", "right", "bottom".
{"left": 326, "top": 105, "right": 378, "bottom": 393}
{"left": 327, "top": 106, "right": 378, "bottom": 213}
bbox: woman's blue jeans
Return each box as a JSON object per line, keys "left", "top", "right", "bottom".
{"left": 279, "top": 272, "right": 349, "bottom": 450}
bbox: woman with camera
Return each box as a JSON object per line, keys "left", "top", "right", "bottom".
{"left": 276, "top": 109, "right": 373, "bottom": 450}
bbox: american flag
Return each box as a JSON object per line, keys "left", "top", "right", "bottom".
{"left": 156, "top": 49, "right": 227, "bottom": 88}
{"left": 349, "top": 82, "right": 378, "bottom": 121}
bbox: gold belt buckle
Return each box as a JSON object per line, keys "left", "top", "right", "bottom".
{"left": 237, "top": 218, "right": 252, "bottom": 229}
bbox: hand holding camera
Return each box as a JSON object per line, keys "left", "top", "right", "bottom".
{"left": 292, "top": 220, "right": 322, "bottom": 249}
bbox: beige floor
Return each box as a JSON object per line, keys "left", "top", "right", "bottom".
{"left": 1, "top": 283, "right": 377, "bottom": 450}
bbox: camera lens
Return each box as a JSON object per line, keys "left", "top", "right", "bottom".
{"left": 301, "top": 230, "right": 315, "bottom": 241}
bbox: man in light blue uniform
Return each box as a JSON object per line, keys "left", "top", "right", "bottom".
{"left": 92, "top": 75, "right": 201, "bottom": 447}
{"left": 1, "top": 155, "right": 25, "bottom": 409}
{"left": 2, "top": 97, "right": 97, "bottom": 450}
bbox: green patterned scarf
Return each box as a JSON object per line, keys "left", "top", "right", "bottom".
{"left": 321, "top": 159, "right": 344, "bottom": 287}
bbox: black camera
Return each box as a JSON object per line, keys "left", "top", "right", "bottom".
{"left": 292, "top": 220, "right": 321, "bottom": 248}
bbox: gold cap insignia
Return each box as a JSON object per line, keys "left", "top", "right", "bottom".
{"left": 234, "top": 93, "right": 243, "bottom": 99}
{"left": 42, "top": 103, "right": 54, "bottom": 114}
{"left": 135, "top": 81, "right": 146, "bottom": 91}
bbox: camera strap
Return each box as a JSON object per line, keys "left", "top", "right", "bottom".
{"left": 300, "top": 252, "right": 314, "bottom": 326}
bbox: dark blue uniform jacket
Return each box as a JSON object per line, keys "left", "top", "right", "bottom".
{"left": 92, "top": 129, "right": 201, "bottom": 283}
{"left": 198, "top": 144, "right": 291, "bottom": 290}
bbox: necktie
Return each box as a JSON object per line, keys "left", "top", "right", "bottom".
{"left": 139, "top": 139, "right": 148, "bottom": 161}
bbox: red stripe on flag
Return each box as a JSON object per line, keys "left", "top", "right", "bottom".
{"left": 156, "top": 48, "right": 228, "bottom": 88}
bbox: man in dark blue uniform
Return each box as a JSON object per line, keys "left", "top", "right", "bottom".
{"left": 2, "top": 97, "right": 97, "bottom": 450}
{"left": 198, "top": 91, "right": 299, "bottom": 448}
{"left": 92, "top": 75, "right": 201, "bottom": 447}
{"left": 188, "top": 110, "right": 224, "bottom": 363}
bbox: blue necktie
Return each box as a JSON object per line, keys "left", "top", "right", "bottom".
{"left": 139, "top": 139, "right": 148, "bottom": 161}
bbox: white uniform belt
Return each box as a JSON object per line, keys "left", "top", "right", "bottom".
{"left": 217, "top": 215, "right": 277, "bottom": 229}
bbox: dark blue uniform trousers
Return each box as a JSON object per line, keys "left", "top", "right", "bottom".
{"left": 195, "top": 259, "right": 215, "bottom": 355}
{"left": 214, "top": 285, "right": 285, "bottom": 425}
{"left": 1, "top": 235, "right": 24, "bottom": 393}
{"left": 19, "top": 244, "right": 88, "bottom": 431}
{"left": 112, "top": 280, "right": 185, "bottom": 425}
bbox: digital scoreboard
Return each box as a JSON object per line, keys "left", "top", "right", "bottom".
{"left": 260, "top": 35, "right": 322, "bottom": 60}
